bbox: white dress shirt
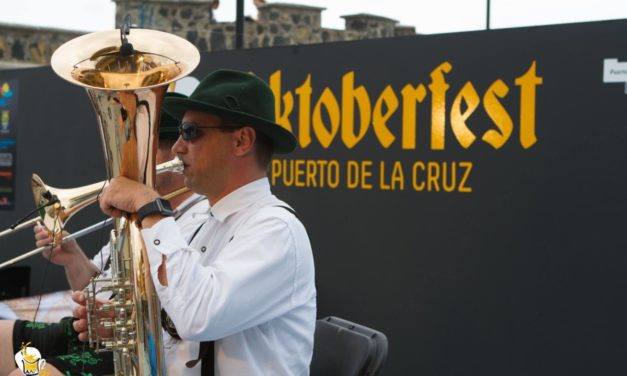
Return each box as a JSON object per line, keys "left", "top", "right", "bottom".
{"left": 92, "top": 193, "right": 209, "bottom": 279}
{"left": 92, "top": 193, "right": 210, "bottom": 376}
{"left": 142, "top": 178, "right": 317, "bottom": 376}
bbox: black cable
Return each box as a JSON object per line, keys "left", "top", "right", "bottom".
{"left": 9, "top": 191, "right": 59, "bottom": 229}
{"left": 31, "top": 245, "right": 53, "bottom": 322}
{"left": 119, "top": 14, "right": 134, "bottom": 57}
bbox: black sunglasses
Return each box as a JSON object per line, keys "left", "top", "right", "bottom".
{"left": 178, "top": 122, "right": 236, "bottom": 141}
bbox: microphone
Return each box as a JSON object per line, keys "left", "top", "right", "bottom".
{"left": 119, "top": 14, "right": 134, "bottom": 57}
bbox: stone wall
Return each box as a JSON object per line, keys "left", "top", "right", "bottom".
{"left": 342, "top": 13, "right": 398, "bottom": 39}
{"left": 0, "top": 1, "right": 415, "bottom": 69}
{"left": 0, "top": 23, "right": 81, "bottom": 69}
{"left": 115, "top": 0, "right": 216, "bottom": 32}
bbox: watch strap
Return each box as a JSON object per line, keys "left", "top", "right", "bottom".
{"left": 137, "top": 198, "right": 174, "bottom": 223}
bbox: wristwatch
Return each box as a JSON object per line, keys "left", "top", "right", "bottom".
{"left": 137, "top": 198, "right": 174, "bottom": 223}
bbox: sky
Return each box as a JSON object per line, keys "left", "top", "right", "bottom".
{"left": 2, "top": 0, "right": 627, "bottom": 35}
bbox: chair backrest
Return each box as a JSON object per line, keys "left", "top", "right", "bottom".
{"left": 310, "top": 316, "right": 389, "bottom": 376}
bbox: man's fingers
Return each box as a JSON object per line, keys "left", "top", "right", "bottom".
{"left": 71, "top": 290, "right": 86, "bottom": 304}
{"left": 99, "top": 308, "right": 115, "bottom": 319}
{"left": 77, "top": 331, "right": 89, "bottom": 342}
{"left": 72, "top": 304, "right": 87, "bottom": 318}
{"left": 109, "top": 208, "right": 124, "bottom": 218}
{"left": 34, "top": 231, "right": 49, "bottom": 240}
{"left": 73, "top": 318, "right": 86, "bottom": 332}
{"left": 99, "top": 202, "right": 124, "bottom": 218}
{"left": 34, "top": 228, "right": 52, "bottom": 245}
{"left": 72, "top": 318, "right": 89, "bottom": 342}
{"left": 36, "top": 239, "right": 50, "bottom": 248}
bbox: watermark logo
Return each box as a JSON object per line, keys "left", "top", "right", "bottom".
{"left": 14, "top": 342, "right": 49, "bottom": 376}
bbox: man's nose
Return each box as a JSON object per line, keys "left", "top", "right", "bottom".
{"left": 171, "top": 136, "right": 186, "bottom": 154}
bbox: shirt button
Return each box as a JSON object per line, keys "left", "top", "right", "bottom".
{"left": 201, "top": 246, "right": 207, "bottom": 252}
{"left": 154, "top": 239, "right": 161, "bottom": 246}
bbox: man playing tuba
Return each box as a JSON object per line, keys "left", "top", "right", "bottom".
{"left": 90, "top": 69, "right": 317, "bottom": 375}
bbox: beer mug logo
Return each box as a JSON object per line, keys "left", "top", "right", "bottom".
{"left": 14, "top": 342, "right": 48, "bottom": 376}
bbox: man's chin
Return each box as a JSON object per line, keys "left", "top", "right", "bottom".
{"left": 184, "top": 178, "right": 198, "bottom": 193}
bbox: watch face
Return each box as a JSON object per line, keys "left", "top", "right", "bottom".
{"left": 156, "top": 198, "right": 174, "bottom": 215}
{"left": 138, "top": 198, "right": 174, "bottom": 222}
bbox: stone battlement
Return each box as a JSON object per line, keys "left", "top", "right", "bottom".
{"left": 0, "top": 1, "right": 415, "bottom": 69}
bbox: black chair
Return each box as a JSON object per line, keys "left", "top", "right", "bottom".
{"left": 310, "top": 316, "right": 388, "bottom": 376}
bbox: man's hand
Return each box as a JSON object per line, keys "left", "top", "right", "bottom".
{"left": 34, "top": 225, "right": 82, "bottom": 266}
{"left": 99, "top": 176, "right": 160, "bottom": 217}
{"left": 71, "top": 291, "right": 114, "bottom": 342}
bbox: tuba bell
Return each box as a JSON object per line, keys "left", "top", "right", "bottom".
{"left": 50, "top": 23, "right": 199, "bottom": 375}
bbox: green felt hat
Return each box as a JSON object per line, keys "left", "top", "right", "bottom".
{"left": 159, "top": 92, "right": 186, "bottom": 138}
{"left": 163, "top": 69, "right": 296, "bottom": 154}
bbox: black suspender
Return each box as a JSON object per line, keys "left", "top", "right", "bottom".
{"left": 275, "top": 205, "right": 298, "bottom": 218}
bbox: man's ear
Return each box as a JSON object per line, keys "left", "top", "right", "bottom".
{"left": 233, "top": 126, "right": 256, "bottom": 156}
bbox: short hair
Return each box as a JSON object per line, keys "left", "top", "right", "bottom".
{"left": 218, "top": 114, "right": 274, "bottom": 169}
{"left": 253, "top": 130, "right": 274, "bottom": 169}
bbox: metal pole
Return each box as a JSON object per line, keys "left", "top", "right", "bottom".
{"left": 486, "top": 0, "right": 491, "bottom": 30}
{"left": 236, "top": 0, "right": 244, "bottom": 48}
{"left": 0, "top": 218, "right": 113, "bottom": 270}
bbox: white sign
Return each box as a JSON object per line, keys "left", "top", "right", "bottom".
{"left": 603, "top": 58, "right": 627, "bottom": 92}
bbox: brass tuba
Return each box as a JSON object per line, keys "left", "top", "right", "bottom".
{"left": 50, "top": 24, "right": 199, "bottom": 375}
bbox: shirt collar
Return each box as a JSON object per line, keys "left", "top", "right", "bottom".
{"left": 174, "top": 192, "right": 209, "bottom": 219}
{"left": 209, "top": 178, "right": 271, "bottom": 222}
{"left": 176, "top": 192, "right": 205, "bottom": 210}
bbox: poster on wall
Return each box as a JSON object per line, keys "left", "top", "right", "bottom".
{"left": 0, "top": 79, "right": 18, "bottom": 210}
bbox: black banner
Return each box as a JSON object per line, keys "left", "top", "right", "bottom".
{"left": 187, "top": 20, "right": 627, "bottom": 375}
